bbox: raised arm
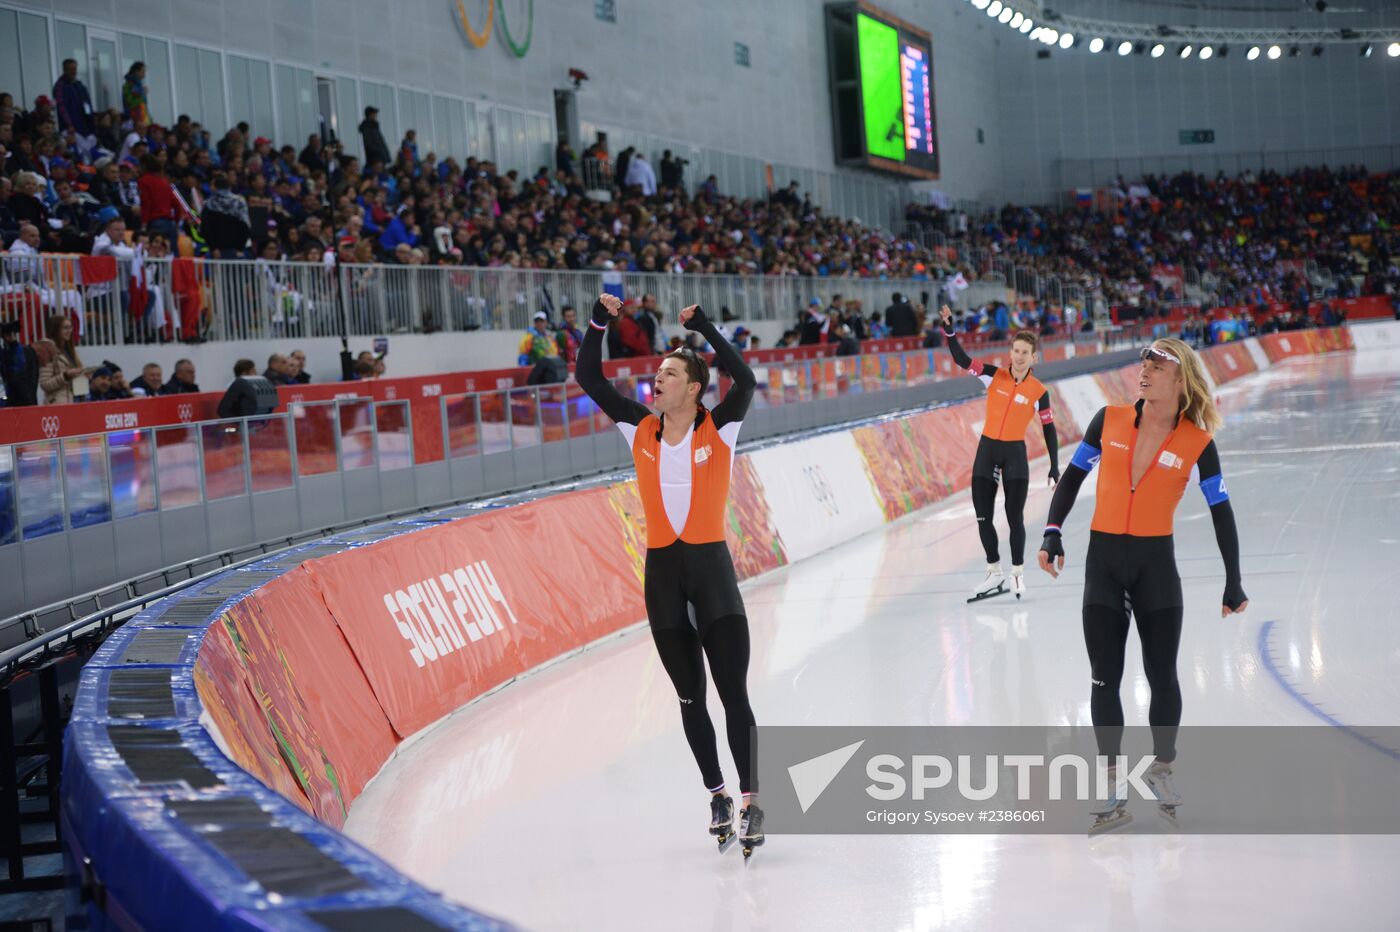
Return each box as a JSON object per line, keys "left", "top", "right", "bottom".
{"left": 681, "top": 304, "right": 755, "bottom": 428}
{"left": 1196, "top": 440, "right": 1248, "bottom": 616}
{"left": 1039, "top": 391, "right": 1060, "bottom": 484}
{"left": 576, "top": 294, "right": 650, "bottom": 426}
{"left": 1037, "top": 407, "right": 1105, "bottom": 577}
{"left": 939, "top": 304, "right": 997, "bottom": 380}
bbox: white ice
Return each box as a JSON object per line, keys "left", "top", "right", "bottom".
{"left": 346, "top": 349, "right": 1400, "bottom": 931}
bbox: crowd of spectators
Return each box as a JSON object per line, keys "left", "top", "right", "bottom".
{"left": 3, "top": 62, "right": 1399, "bottom": 406}
{"left": 0, "top": 311, "right": 206, "bottom": 404}
{"left": 0, "top": 307, "right": 341, "bottom": 403}
{"left": 907, "top": 167, "right": 1400, "bottom": 312}
{"left": 2, "top": 70, "right": 946, "bottom": 282}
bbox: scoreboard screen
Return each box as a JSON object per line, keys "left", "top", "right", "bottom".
{"left": 826, "top": 2, "right": 939, "bottom": 179}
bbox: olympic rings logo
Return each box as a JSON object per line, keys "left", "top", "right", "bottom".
{"left": 803, "top": 464, "right": 840, "bottom": 517}
{"left": 454, "top": 0, "right": 534, "bottom": 57}
{"left": 41, "top": 416, "right": 60, "bottom": 439}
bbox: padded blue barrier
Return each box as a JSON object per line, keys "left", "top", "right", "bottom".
{"left": 63, "top": 526, "right": 517, "bottom": 931}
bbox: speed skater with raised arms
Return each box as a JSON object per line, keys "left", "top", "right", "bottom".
{"left": 1037, "top": 338, "right": 1248, "bottom": 832}
{"left": 938, "top": 305, "right": 1060, "bottom": 602}
{"left": 575, "top": 292, "right": 766, "bottom": 858}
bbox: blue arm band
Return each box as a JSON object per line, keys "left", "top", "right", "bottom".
{"left": 1069, "top": 442, "right": 1101, "bottom": 473}
{"left": 1200, "top": 472, "right": 1230, "bottom": 506}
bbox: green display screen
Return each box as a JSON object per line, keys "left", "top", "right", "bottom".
{"left": 857, "top": 12, "right": 905, "bottom": 162}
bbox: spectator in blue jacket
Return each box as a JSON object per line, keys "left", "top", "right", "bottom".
{"left": 52, "top": 59, "right": 94, "bottom": 141}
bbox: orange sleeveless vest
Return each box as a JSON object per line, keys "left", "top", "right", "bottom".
{"left": 1090, "top": 405, "right": 1212, "bottom": 537}
{"left": 631, "top": 413, "right": 733, "bottom": 549}
{"left": 983, "top": 368, "right": 1047, "bottom": 441}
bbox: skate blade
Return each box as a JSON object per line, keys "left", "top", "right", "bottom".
{"left": 741, "top": 841, "right": 763, "bottom": 861}
{"left": 1088, "top": 810, "right": 1132, "bottom": 836}
{"left": 1156, "top": 806, "right": 1180, "bottom": 830}
{"left": 715, "top": 831, "right": 737, "bottom": 853}
{"left": 966, "top": 585, "right": 1008, "bottom": 604}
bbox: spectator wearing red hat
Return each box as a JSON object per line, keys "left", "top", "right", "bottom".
{"left": 20, "top": 95, "right": 55, "bottom": 138}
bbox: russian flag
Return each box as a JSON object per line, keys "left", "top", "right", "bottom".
{"left": 1074, "top": 188, "right": 1094, "bottom": 207}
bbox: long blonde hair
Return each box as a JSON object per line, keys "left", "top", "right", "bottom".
{"left": 1153, "top": 337, "right": 1221, "bottom": 434}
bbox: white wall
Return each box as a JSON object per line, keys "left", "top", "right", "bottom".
{"left": 991, "top": 0, "right": 1400, "bottom": 203}
{"left": 913, "top": 0, "right": 1008, "bottom": 205}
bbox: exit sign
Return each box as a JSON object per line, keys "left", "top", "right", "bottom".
{"left": 1179, "top": 129, "right": 1215, "bottom": 145}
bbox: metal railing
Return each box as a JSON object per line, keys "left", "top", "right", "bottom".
{"left": 3, "top": 251, "right": 1107, "bottom": 349}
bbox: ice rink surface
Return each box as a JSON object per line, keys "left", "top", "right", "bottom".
{"left": 346, "top": 349, "right": 1400, "bottom": 931}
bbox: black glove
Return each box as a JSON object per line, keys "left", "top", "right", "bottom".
{"left": 1048, "top": 464, "right": 1061, "bottom": 484}
{"left": 682, "top": 305, "right": 709, "bottom": 331}
{"left": 590, "top": 299, "right": 613, "bottom": 327}
{"left": 1040, "top": 532, "right": 1064, "bottom": 561}
{"left": 1223, "top": 578, "right": 1248, "bottom": 612}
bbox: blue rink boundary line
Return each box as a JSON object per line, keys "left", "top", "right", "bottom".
{"left": 1257, "top": 620, "right": 1400, "bottom": 763}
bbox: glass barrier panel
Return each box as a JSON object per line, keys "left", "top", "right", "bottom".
{"left": 16, "top": 441, "right": 63, "bottom": 538}
{"left": 339, "top": 399, "right": 376, "bottom": 470}
{"left": 479, "top": 390, "right": 510, "bottom": 454}
{"left": 800, "top": 361, "right": 818, "bottom": 402}
{"left": 881, "top": 353, "right": 902, "bottom": 388}
{"left": 443, "top": 393, "right": 481, "bottom": 459}
{"left": 375, "top": 401, "right": 413, "bottom": 470}
{"left": 880, "top": 352, "right": 898, "bottom": 390}
{"left": 772, "top": 364, "right": 792, "bottom": 405}
{"left": 108, "top": 429, "right": 157, "bottom": 518}
{"left": 906, "top": 350, "right": 932, "bottom": 385}
{"left": 539, "top": 385, "right": 569, "bottom": 443}
{"left": 509, "top": 388, "right": 542, "bottom": 449}
{"left": 629, "top": 376, "right": 653, "bottom": 409}
{"left": 590, "top": 392, "right": 612, "bottom": 433}
{"left": 63, "top": 435, "right": 111, "bottom": 528}
{"left": 564, "top": 386, "right": 593, "bottom": 438}
{"left": 0, "top": 447, "right": 15, "bottom": 546}
{"left": 860, "top": 355, "right": 882, "bottom": 392}
{"left": 293, "top": 402, "right": 340, "bottom": 476}
{"left": 829, "top": 358, "right": 849, "bottom": 396}
{"left": 202, "top": 421, "right": 248, "bottom": 500}
{"left": 155, "top": 426, "right": 201, "bottom": 510}
{"left": 248, "top": 416, "right": 294, "bottom": 492}
{"left": 759, "top": 365, "right": 783, "bottom": 407}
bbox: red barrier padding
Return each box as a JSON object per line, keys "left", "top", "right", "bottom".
{"left": 302, "top": 488, "right": 648, "bottom": 738}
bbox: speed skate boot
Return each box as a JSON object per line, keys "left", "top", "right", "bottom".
{"left": 968, "top": 564, "right": 1007, "bottom": 603}
{"left": 1011, "top": 565, "right": 1026, "bottom": 600}
{"left": 709, "top": 795, "right": 736, "bottom": 851}
{"left": 1143, "top": 761, "right": 1182, "bottom": 826}
{"left": 1090, "top": 769, "right": 1132, "bottom": 835}
{"left": 739, "top": 803, "right": 765, "bottom": 861}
